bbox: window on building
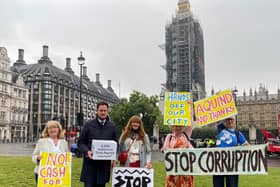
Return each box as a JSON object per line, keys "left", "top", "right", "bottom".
{"left": 260, "top": 112, "right": 264, "bottom": 121}
{"left": 65, "top": 89, "right": 69, "bottom": 97}
{"left": 42, "top": 112, "right": 51, "bottom": 123}
{"left": 272, "top": 104, "right": 276, "bottom": 111}
{"left": 17, "top": 114, "right": 21, "bottom": 122}
{"left": 272, "top": 121, "right": 277, "bottom": 128}
{"left": 239, "top": 113, "right": 242, "bottom": 121}
{"left": 43, "top": 94, "right": 52, "bottom": 100}
{"left": 13, "top": 113, "right": 16, "bottom": 121}
{"left": 0, "top": 112, "right": 5, "bottom": 120}
{"left": 3, "top": 85, "right": 7, "bottom": 92}
{"left": 60, "top": 97, "right": 64, "bottom": 104}
{"left": 42, "top": 104, "right": 51, "bottom": 111}
{"left": 70, "top": 91, "right": 74, "bottom": 98}
{"left": 33, "top": 82, "right": 39, "bottom": 89}
{"left": 1, "top": 96, "right": 5, "bottom": 105}
{"left": 60, "top": 86, "right": 64, "bottom": 95}
{"left": 42, "top": 81, "right": 52, "bottom": 90}
{"left": 32, "top": 113, "right": 38, "bottom": 123}
{"left": 23, "top": 91, "right": 26, "bottom": 98}
{"left": 249, "top": 113, "right": 253, "bottom": 121}
{"left": 33, "top": 94, "right": 39, "bottom": 101}
{"left": 33, "top": 104, "right": 38, "bottom": 112}
{"left": 272, "top": 112, "right": 276, "bottom": 120}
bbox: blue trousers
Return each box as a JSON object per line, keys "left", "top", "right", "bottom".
{"left": 213, "top": 175, "right": 239, "bottom": 187}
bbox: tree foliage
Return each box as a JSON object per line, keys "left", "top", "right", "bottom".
{"left": 110, "top": 91, "right": 161, "bottom": 137}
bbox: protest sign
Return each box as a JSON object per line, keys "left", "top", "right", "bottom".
{"left": 112, "top": 167, "right": 154, "bottom": 187}
{"left": 164, "top": 144, "right": 267, "bottom": 176}
{"left": 37, "top": 152, "right": 71, "bottom": 187}
{"left": 194, "top": 90, "right": 237, "bottom": 126}
{"left": 91, "top": 140, "right": 117, "bottom": 160}
{"left": 164, "top": 92, "right": 192, "bottom": 126}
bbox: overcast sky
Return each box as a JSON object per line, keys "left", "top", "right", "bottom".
{"left": 1, "top": 0, "right": 279, "bottom": 98}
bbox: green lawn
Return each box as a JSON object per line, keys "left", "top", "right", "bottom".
{"left": 0, "top": 156, "right": 279, "bottom": 187}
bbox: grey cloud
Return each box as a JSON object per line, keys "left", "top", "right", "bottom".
{"left": 1, "top": 0, "right": 279, "bottom": 97}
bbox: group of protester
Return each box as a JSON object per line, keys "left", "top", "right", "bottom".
{"left": 32, "top": 101, "right": 249, "bottom": 187}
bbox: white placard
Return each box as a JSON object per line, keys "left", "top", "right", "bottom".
{"left": 112, "top": 167, "right": 154, "bottom": 187}
{"left": 91, "top": 140, "right": 117, "bottom": 160}
{"left": 164, "top": 144, "right": 268, "bottom": 176}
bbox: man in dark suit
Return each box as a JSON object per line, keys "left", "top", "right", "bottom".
{"left": 78, "top": 101, "right": 117, "bottom": 187}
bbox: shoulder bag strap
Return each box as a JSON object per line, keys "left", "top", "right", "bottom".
{"left": 126, "top": 136, "right": 137, "bottom": 152}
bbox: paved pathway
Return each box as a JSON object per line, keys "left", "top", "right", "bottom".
{"left": 0, "top": 143, "right": 35, "bottom": 156}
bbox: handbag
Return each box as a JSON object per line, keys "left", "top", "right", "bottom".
{"left": 118, "top": 137, "right": 136, "bottom": 165}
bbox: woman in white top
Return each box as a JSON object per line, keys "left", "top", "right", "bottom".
{"left": 32, "top": 120, "right": 69, "bottom": 184}
{"left": 119, "top": 115, "right": 152, "bottom": 169}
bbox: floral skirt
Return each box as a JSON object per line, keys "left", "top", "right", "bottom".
{"left": 166, "top": 175, "right": 194, "bottom": 187}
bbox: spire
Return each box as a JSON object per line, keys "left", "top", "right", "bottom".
{"left": 177, "top": 0, "right": 191, "bottom": 14}
{"left": 211, "top": 87, "right": 215, "bottom": 95}
{"left": 243, "top": 89, "right": 246, "bottom": 101}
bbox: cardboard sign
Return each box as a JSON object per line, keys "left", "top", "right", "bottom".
{"left": 194, "top": 90, "right": 237, "bottom": 126}
{"left": 112, "top": 167, "right": 154, "bottom": 187}
{"left": 37, "top": 152, "right": 71, "bottom": 187}
{"left": 164, "top": 144, "right": 267, "bottom": 176}
{"left": 91, "top": 140, "right": 117, "bottom": 160}
{"left": 164, "top": 92, "right": 192, "bottom": 126}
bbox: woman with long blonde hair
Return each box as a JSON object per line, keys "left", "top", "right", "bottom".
{"left": 32, "top": 120, "right": 69, "bottom": 184}
{"left": 119, "top": 115, "right": 152, "bottom": 169}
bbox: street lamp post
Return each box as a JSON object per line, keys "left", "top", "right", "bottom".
{"left": 78, "top": 52, "right": 85, "bottom": 132}
{"left": 233, "top": 88, "right": 238, "bottom": 128}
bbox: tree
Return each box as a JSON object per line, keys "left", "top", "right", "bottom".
{"left": 157, "top": 113, "right": 172, "bottom": 135}
{"left": 110, "top": 91, "right": 161, "bottom": 137}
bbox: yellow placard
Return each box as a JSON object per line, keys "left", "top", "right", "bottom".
{"left": 164, "top": 92, "right": 192, "bottom": 126}
{"left": 194, "top": 90, "right": 238, "bottom": 127}
{"left": 37, "top": 152, "right": 72, "bottom": 187}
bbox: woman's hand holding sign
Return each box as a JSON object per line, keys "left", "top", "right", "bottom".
{"left": 145, "top": 162, "right": 152, "bottom": 169}
{"left": 87, "top": 150, "right": 93, "bottom": 159}
{"left": 37, "top": 155, "right": 42, "bottom": 161}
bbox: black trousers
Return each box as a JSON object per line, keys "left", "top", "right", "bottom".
{"left": 84, "top": 183, "right": 105, "bottom": 187}
{"left": 213, "top": 175, "right": 239, "bottom": 187}
{"left": 35, "top": 173, "right": 38, "bottom": 185}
